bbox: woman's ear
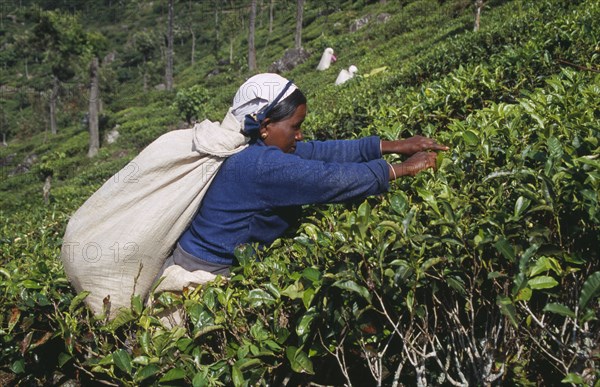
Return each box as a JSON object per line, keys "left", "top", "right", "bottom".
{"left": 259, "top": 118, "right": 271, "bottom": 137}
{"left": 259, "top": 119, "right": 269, "bottom": 139}
{"left": 261, "top": 117, "right": 271, "bottom": 129}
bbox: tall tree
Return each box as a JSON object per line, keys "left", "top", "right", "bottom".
{"left": 31, "top": 10, "right": 87, "bottom": 135}
{"left": 474, "top": 0, "right": 484, "bottom": 32}
{"left": 87, "top": 57, "right": 100, "bottom": 158}
{"left": 190, "top": 26, "right": 196, "bottom": 66}
{"left": 132, "top": 31, "right": 158, "bottom": 92}
{"left": 213, "top": 0, "right": 220, "bottom": 61}
{"left": 269, "top": 0, "right": 274, "bottom": 34}
{"left": 48, "top": 76, "right": 60, "bottom": 135}
{"left": 295, "top": 0, "right": 304, "bottom": 49}
{"left": 165, "top": 0, "right": 175, "bottom": 90}
{"left": 248, "top": 0, "right": 257, "bottom": 71}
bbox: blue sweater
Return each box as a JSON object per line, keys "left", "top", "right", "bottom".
{"left": 178, "top": 136, "right": 390, "bottom": 265}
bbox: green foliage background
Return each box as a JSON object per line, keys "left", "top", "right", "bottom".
{"left": 0, "top": 0, "right": 599, "bottom": 385}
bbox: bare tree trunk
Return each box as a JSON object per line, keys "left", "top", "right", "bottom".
{"left": 214, "top": 0, "right": 220, "bottom": 59}
{"left": 165, "top": 0, "right": 174, "bottom": 90}
{"left": 190, "top": 28, "right": 196, "bottom": 66}
{"left": 142, "top": 61, "right": 148, "bottom": 92}
{"left": 269, "top": 0, "right": 274, "bottom": 34}
{"left": 295, "top": 0, "right": 304, "bottom": 49}
{"left": 474, "top": 0, "right": 483, "bottom": 32}
{"left": 49, "top": 76, "right": 59, "bottom": 135}
{"left": 43, "top": 175, "right": 52, "bottom": 204}
{"left": 248, "top": 0, "right": 257, "bottom": 71}
{"left": 88, "top": 57, "right": 100, "bottom": 158}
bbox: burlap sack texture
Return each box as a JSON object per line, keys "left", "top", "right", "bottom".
{"left": 61, "top": 110, "right": 248, "bottom": 318}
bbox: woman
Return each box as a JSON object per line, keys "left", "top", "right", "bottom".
{"left": 164, "top": 73, "right": 448, "bottom": 277}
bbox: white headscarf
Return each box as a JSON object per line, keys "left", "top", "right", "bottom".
{"left": 231, "top": 73, "right": 297, "bottom": 125}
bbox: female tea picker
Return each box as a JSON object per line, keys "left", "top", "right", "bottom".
{"left": 156, "top": 73, "right": 449, "bottom": 282}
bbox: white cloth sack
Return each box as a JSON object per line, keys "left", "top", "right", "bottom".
{"left": 60, "top": 110, "right": 247, "bottom": 317}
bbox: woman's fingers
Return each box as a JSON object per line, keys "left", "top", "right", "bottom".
{"left": 399, "top": 151, "right": 438, "bottom": 176}
{"left": 411, "top": 136, "right": 449, "bottom": 151}
{"left": 382, "top": 137, "right": 449, "bottom": 155}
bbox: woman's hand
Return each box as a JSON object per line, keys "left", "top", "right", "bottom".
{"left": 389, "top": 151, "right": 438, "bottom": 179}
{"left": 382, "top": 135, "right": 449, "bottom": 156}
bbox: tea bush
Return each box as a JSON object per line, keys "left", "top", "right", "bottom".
{"left": 1, "top": 0, "right": 598, "bottom": 385}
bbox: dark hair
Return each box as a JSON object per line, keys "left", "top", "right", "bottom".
{"left": 265, "top": 88, "right": 307, "bottom": 124}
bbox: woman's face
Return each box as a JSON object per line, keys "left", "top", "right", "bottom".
{"left": 261, "top": 104, "right": 306, "bottom": 153}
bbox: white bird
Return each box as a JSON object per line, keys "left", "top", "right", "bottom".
{"left": 316, "top": 47, "right": 337, "bottom": 71}
{"left": 335, "top": 65, "right": 358, "bottom": 85}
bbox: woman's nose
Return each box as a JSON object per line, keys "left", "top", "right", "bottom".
{"left": 295, "top": 131, "right": 304, "bottom": 141}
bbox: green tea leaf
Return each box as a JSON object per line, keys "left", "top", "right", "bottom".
{"left": 529, "top": 256, "right": 561, "bottom": 277}
{"left": 303, "top": 224, "right": 319, "bottom": 241}
{"left": 58, "top": 352, "right": 72, "bottom": 368}
{"left": 159, "top": 367, "right": 186, "bottom": 382}
{"left": 135, "top": 364, "right": 160, "bottom": 382}
{"left": 547, "top": 136, "right": 562, "bottom": 159}
{"left": 389, "top": 193, "right": 408, "bottom": 214}
{"left": 527, "top": 275, "right": 558, "bottom": 290}
{"left": 68, "top": 291, "right": 90, "bottom": 313}
{"left": 20, "top": 280, "right": 42, "bottom": 289}
{"left": 286, "top": 346, "right": 314, "bottom": 375}
{"left": 131, "top": 294, "right": 143, "bottom": 316}
{"left": 281, "top": 283, "right": 304, "bottom": 300}
{"left": 302, "top": 267, "right": 321, "bottom": 283}
{"left": 561, "top": 373, "right": 585, "bottom": 384}
{"left": 497, "top": 295, "right": 518, "bottom": 327}
{"left": 513, "top": 196, "right": 531, "bottom": 218}
{"left": 332, "top": 280, "right": 372, "bottom": 302}
{"left": 193, "top": 325, "right": 223, "bottom": 339}
{"left": 192, "top": 371, "right": 209, "bottom": 387}
{"left": 231, "top": 365, "right": 244, "bottom": 386}
{"left": 302, "top": 288, "right": 315, "bottom": 309}
{"left": 247, "top": 289, "right": 276, "bottom": 307}
{"left": 107, "top": 308, "right": 135, "bottom": 331}
{"left": 462, "top": 130, "right": 479, "bottom": 146}
{"left": 494, "top": 238, "right": 515, "bottom": 261}
{"left": 10, "top": 359, "right": 25, "bottom": 374}
{"left": 113, "top": 349, "right": 132, "bottom": 374}
{"left": 515, "top": 287, "right": 532, "bottom": 301}
{"left": 543, "top": 303, "right": 575, "bottom": 318}
{"left": 415, "top": 186, "right": 441, "bottom": 216}
{"left": 296, "top": 310, "right": 316, "bottom": 337}
{"left": 139, "top": 331, "right": 151, "bottom": 355}
{"left": 579, "top": 271, "right": 600, "bottom": 310}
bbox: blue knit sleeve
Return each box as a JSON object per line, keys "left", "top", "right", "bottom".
{"left": 294, "top": 136, "right": 382, "bottom": 163}
{"left": 251, "top": 147, "right": 390, "bottom": 208}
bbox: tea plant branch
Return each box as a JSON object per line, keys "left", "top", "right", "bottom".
{"left": 73, "top": 362, "right": 119, "bottom": 386}
{"left": 358, "top": 337, "right": 384, "bottom": 386}
{"left": 517, "top": 302, "right": 582, "bottom": 375}
{"left": 556, "top": 58, "right": 600, "bottom": 73}
{"left": 518, "top": 301, "right": 577, "bottom": 356}
{"left": 428, "top": 293, "right": 469, "bottom": 386}
{"left": 370, "top": 291, "right": 409, "bottom": 387}
{"left": 522, "top": 326, "right": 568, "bottom": 374}
{"left": 391, "top": 357, "right": 407, "bottom": 387}
{"left": 318, "top": 328, "right": 352, "bottom": 386}
{"left": 73, "top": 362, "right": 95, "bottom": 379}
{"left": 358, "top": 310, "right": 399, "bottom": 386}
{"left": 373, "top": 290, "right": 436, "bottom": 386}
